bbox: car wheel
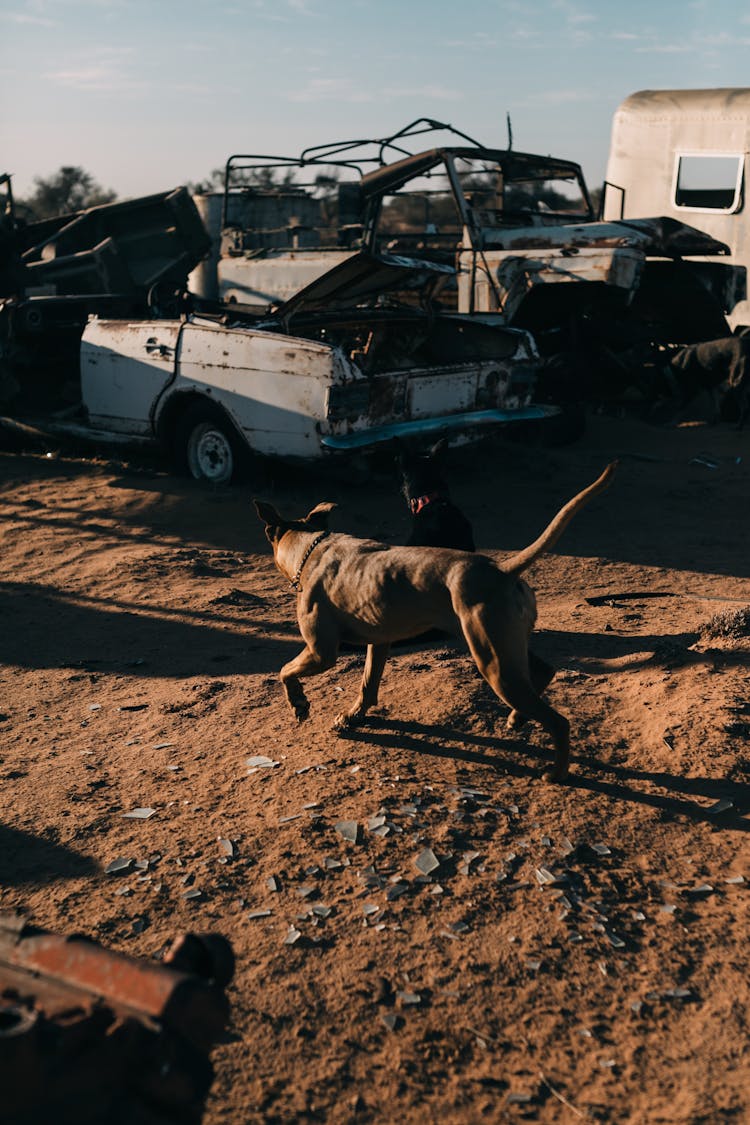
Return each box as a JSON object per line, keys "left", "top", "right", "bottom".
{"left": 174, "top": 403, "right": 247, "bottom": 484}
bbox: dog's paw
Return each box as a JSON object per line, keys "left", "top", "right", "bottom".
{"left": 333, "top": 711, "right": 361, "bottom": 732}
{"left": 506, "top": 710, "right": 528, "bottom": 732}
{"left": 293, "top": 701, "right": 310, "bottom": 723}
{"left": 541, "top": 765, "right": 569, "bottom": 784}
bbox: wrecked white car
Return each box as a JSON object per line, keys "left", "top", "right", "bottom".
{"left": 80, "top": 252, "right": 550, "bottom": 482}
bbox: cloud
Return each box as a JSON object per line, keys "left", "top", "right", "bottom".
{"left": 43, "top": 66, "right": 135, "bottom": 90}
{"left": 44, "top": 47, "right": 142, "bottom": 92}
{"left": 517, "top": 88, "right": 598, "bottom": 107}
{"left": 287, "top": 78, "right": 373, "bottom": 104}
{"left": 442, "top": 32, "right": 500, "bottom": 51}
{"left": 383, "top": 85, "right": 464, "bottom": 102}
{"left": 634, "top": 42, "right": 695, "bottom": 54}
{"left": 287, "top": 77, "right": 463, "bottom": 106}
{"left": 0, "top": 10, "right": 57, "bottom": 26}
{"left": 550, "top": 0, "right": 596, "bottom": 26}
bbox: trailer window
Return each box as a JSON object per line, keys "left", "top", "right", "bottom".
{"left": 674, "top": 154, "right": 743, "bottom": 212}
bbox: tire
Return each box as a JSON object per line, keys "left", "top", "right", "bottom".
{"left": 173, "top": 401, "right": 248, "bottom": 484}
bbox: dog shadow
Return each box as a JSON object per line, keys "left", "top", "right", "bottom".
{"left": 338, "top": 715, "right": 750, "bottom": 831}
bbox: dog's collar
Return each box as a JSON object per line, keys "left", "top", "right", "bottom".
{"left": 289, "top": 530, "right": 330, "bottom": 591}
{"left": 409, "top": 491, "right": 442, "bottom": 516}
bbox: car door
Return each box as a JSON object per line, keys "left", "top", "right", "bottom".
{"left": 81, "top": 320, "right": 181, "bottom": 434}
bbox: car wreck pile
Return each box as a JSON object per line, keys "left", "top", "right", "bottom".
{"left": 1, "top": 117, "right": 746, "bottom": 481}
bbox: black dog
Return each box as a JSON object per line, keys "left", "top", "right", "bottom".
{"left": 396, "top": 436, "right": 555, "bottom": 704}
{"left": 657, "top": 334, "right": 750, "bottom": 427}
{"left": 397, "top": 438, "right": 476, "bottom": 552}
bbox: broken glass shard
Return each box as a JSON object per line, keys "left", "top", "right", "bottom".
{"left": 386, "top": 882, "right": 409, "bottom": 901}
{"left": 105, "top": 857, "right": 133, "bottom": 874}
{"left": 415, "top": 848, "right": 440, "bottom": 875}
{"left": 335, "top": 820, "right": 360, "bottom": 844}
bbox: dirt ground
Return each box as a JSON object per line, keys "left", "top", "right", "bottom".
{"left": 1, "top": 412, "right": 749, "bottom": 1124}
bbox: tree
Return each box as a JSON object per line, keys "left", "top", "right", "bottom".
{"left": 25, "top": 166, "right": 116, "bottom": 220}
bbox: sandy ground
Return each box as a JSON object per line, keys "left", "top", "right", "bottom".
{"left": 1, "top": 412, "right": 749, "bottom": 1124}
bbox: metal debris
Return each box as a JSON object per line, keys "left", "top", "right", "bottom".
{"left": 591, "top": 843, "right": 611, "bottom": 856}
{"left": 283, "top": 927, "right": 302, "bottom": 946}
{"left": 247, "top": 910, "right": 272, "bottom": 920}
{"left": 267, "top": 876, "right": 281, "bottom": 892}
{"left": 217, "top": 838, "right": 234, "bottom": 859}
{"left": 122, "top": 807, "right": 156, "bottom": 820}
{"left": 0, "top": 913, "right": 233, "bottom": 1122}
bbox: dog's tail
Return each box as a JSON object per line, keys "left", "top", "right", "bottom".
{"left": 502, "top": 461, "right": 617, "bottom": 577}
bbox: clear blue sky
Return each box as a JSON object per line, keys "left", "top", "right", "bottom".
{"left": 2, "top": 0, "right": 749, "bottom": 201}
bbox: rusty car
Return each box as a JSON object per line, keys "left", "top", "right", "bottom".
{"left": 80, "top": 250, "right": 548, "bottom": 483}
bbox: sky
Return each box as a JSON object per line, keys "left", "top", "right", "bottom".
{"left": 2, "top": 0, "right": 750, "bottom": 203}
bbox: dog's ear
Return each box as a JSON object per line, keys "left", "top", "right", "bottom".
{"left": 428, "top": 437, "right": 448, "bottom": 460}
{"left": 304, "top": 501, "right": 337, "bottom": 530}
{"left": 394, "top": 437, "right": 416, "bottom": 471}
{"left": 253, "top": 499, "right": 281, "bottom": 527}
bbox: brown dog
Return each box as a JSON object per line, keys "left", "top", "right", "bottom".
{"left": 254, "top": 462, "right": 616, "bottom": 782}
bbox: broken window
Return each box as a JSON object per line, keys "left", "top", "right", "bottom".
{"left": 451, "top": 156, "right": 589, "bottom": 227}
{"left": 674, "top": 154, "right": 744, "bottom": 212}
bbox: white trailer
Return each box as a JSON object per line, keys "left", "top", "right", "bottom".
{"left": 603, "top": 88, "right": 750, "bottom": 329}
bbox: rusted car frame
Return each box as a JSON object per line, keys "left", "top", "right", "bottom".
{"left": 207, "top": 119, "right": 743, "bottom": 400}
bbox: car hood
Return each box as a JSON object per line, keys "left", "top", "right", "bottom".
{"left": 480, "top": 216, "right": 730, "bottom": 257}
{"left": 270, "top": 251, "right": 456, "bottom": 320}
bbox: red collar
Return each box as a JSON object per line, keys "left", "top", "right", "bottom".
{"left": 409, "top": 491, "right": 441, "bottom": 516}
